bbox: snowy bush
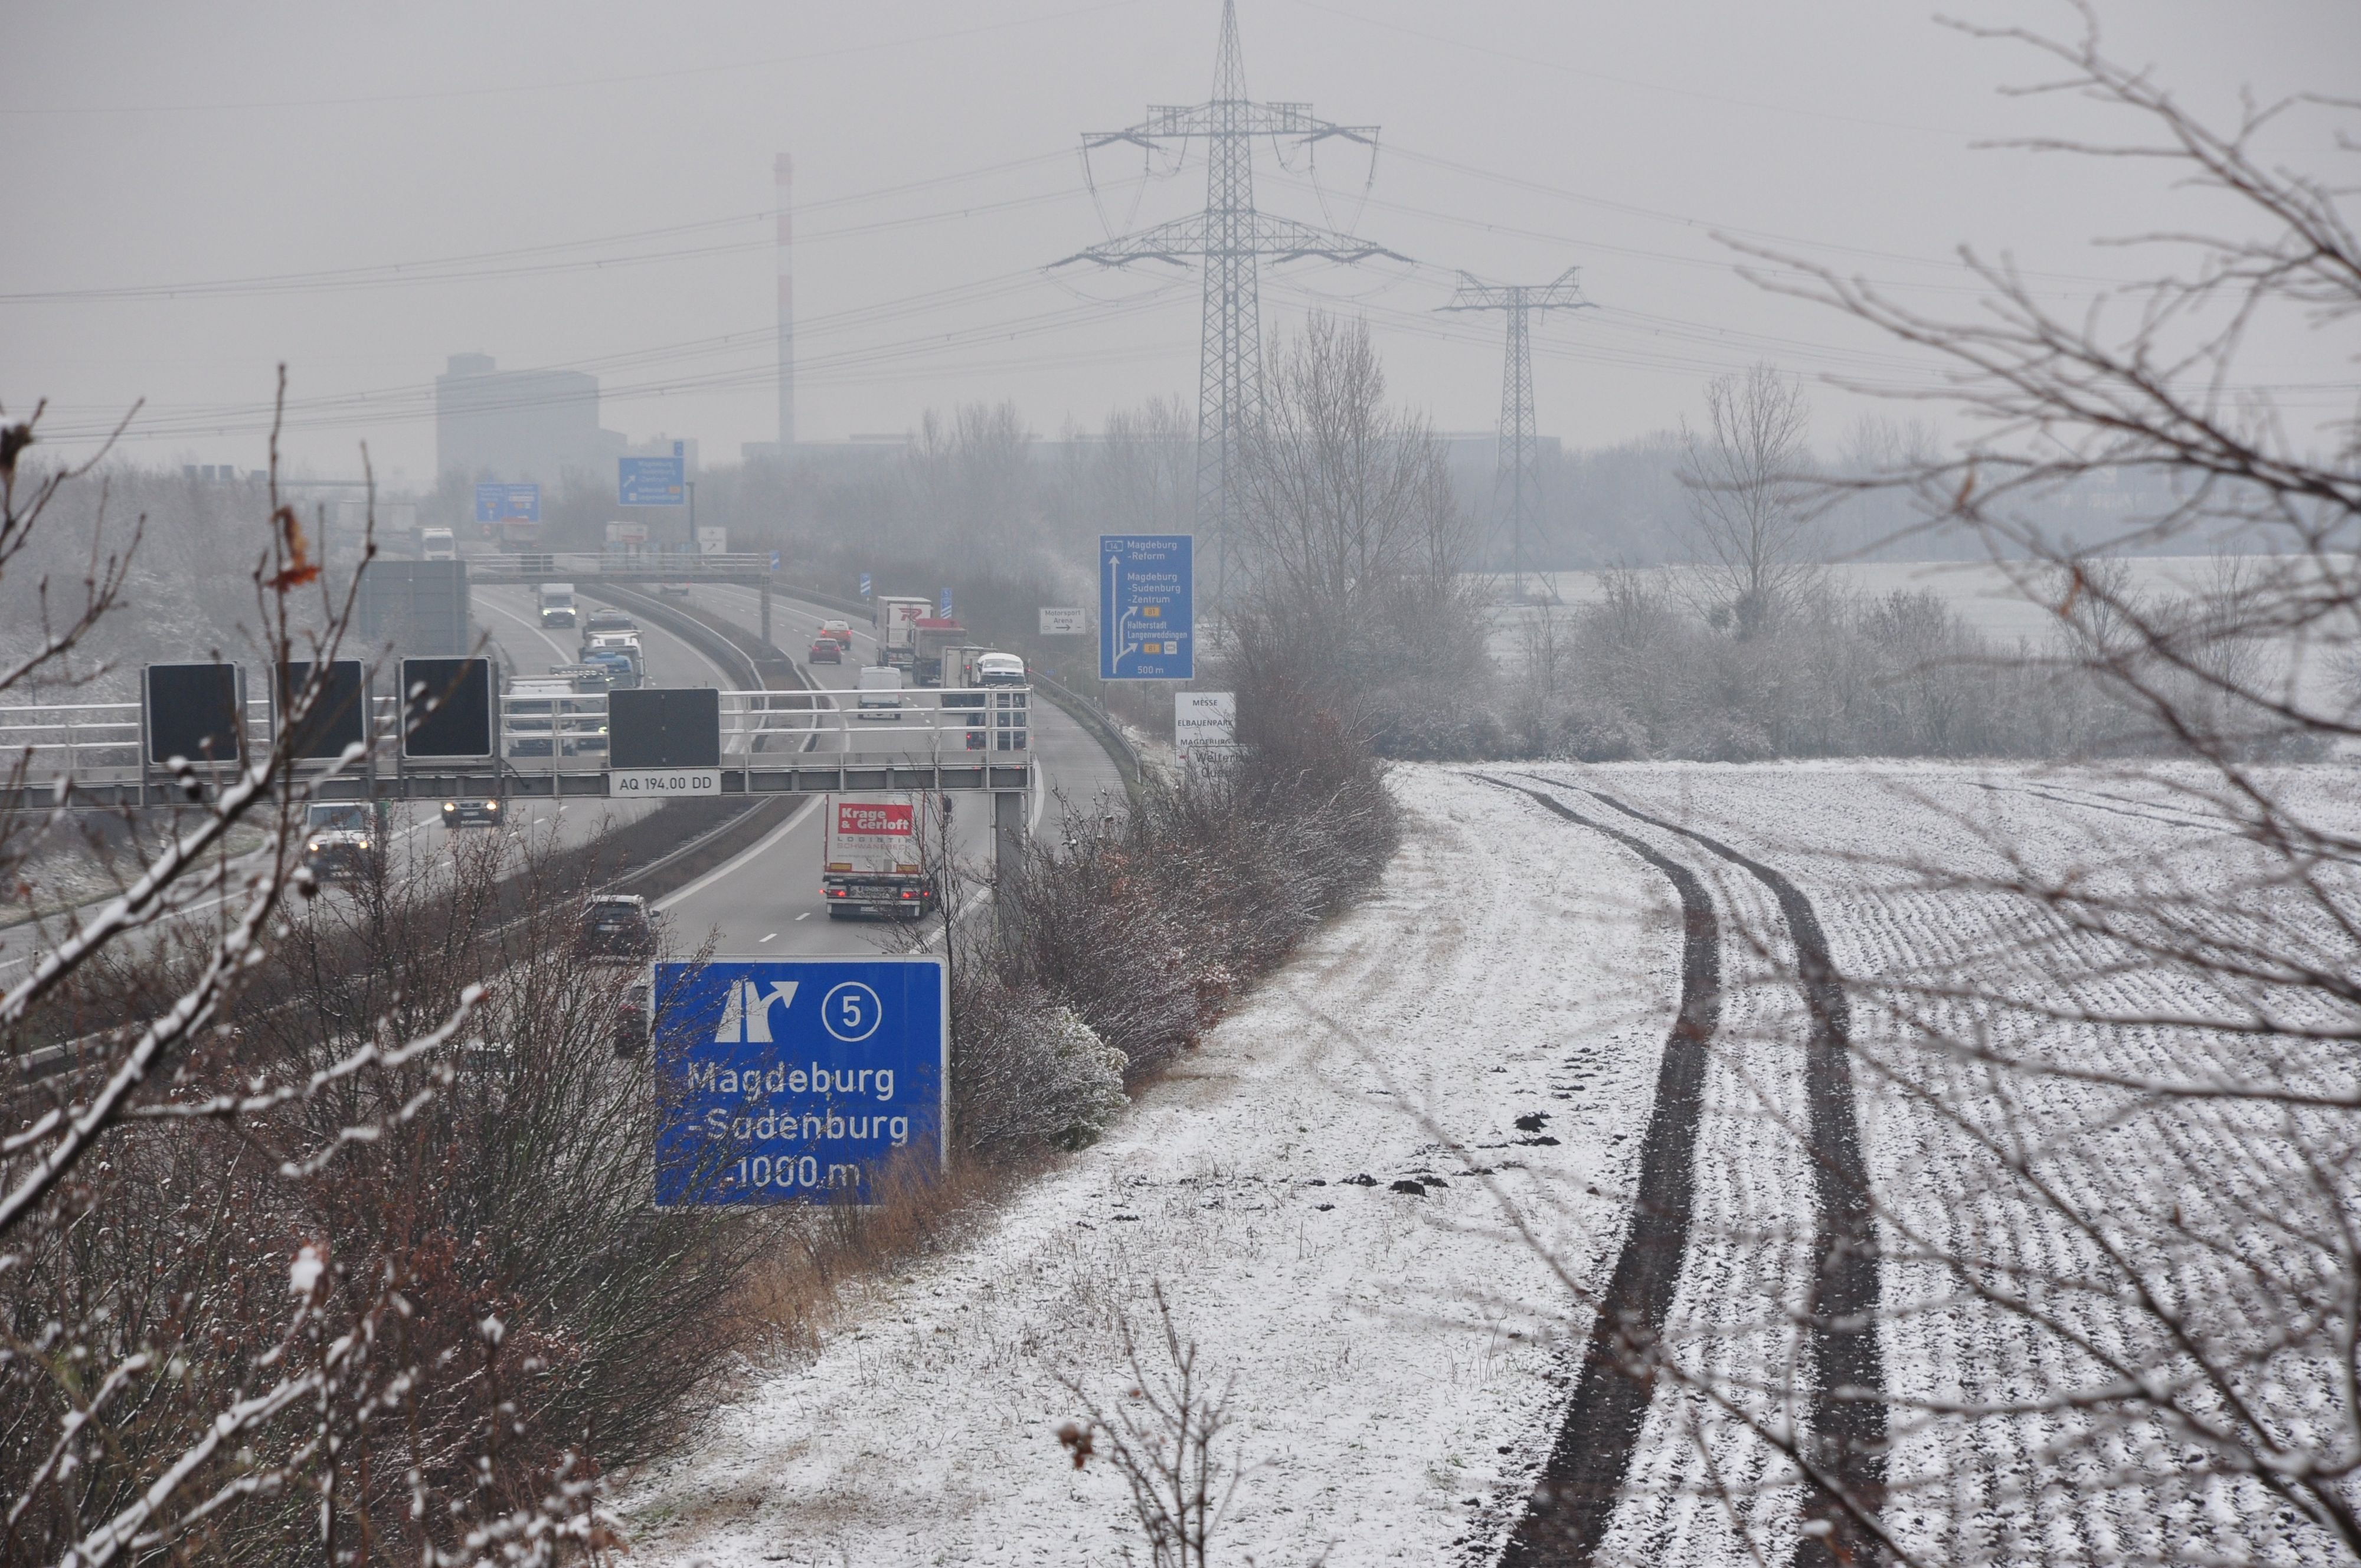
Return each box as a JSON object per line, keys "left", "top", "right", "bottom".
{"left": 980, "top": 673, "right": 1398, "bottom": 1087}
{"left": 953, "top": 981, "right": 1128, "bottom": 1155}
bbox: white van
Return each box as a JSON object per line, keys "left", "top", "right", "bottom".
{"left": 419, "top": 526, "right": 456, "bottom": 561}
{"left": 855, "top": 666, "right": 904, "bottom": 721}
{"left": 537, "top": 582, "right": 577, "bottom": 628}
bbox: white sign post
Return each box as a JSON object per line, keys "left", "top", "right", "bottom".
{"left": 1173, "top": 690, "right": 1237, "bottom": 764}
{"left": 1039, "top": 607, "right": 1087, "bottom": 636}
{"left": 696, "top": 526, "right": 728, "bottom": 556}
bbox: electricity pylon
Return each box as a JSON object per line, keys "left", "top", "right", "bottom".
{"left": 1440, "top": 267, "right": 1590, "bottom": 600}
{"left": 1054, "top": 1, "right": 1401, "bottom": 610}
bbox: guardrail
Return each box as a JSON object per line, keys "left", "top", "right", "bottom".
{"left": 1029, "top": 672, "right": 1143, "bottom": 804}
{"left": 0, "top": 686, "right": 1035, "bottom": 806}
{"left": 0, "top": 698, "right": 273, "bottom": 777}
{"left": 492, "top": 687, "right": 1034, "bottom": 772}
{"left": 465, "top": 552, "right": 775, "bottom": 579}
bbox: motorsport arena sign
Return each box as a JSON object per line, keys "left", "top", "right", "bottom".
{"left": 652, "top": 956, "right": 947, "bottom": 1207}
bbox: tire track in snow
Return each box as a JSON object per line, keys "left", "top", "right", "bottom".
{"left": 1478, "top": 777, "right": 1721, "bottom": 1568}
{"left": 1580, "top": 787, "right": 1889, "bottom": 1568}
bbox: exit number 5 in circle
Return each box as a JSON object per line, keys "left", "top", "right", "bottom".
{"left": 822, "top": 981, "right": 883, "bottom": 1043}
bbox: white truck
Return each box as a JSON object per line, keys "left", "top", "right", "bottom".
{"left": 820, "top": 793, "right": 935, "bottom": 920}
{"left": 873, "top": 595, "right": 931, "bottom": 673}
{"left": 537, "top": 582, "right": 578, "bottom": 628}
{"left": 505, "top": 675, "right": 604, "bottom": 757}
{"left": 418, "top": 526, "right": 456, "bottom": 561}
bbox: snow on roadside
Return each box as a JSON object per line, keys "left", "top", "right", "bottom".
{"left": 618, "top": 766, "right": 1676, "bottom": 1566}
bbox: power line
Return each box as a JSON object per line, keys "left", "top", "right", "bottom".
{"left": 1, "top": 0, "right": 1153, "bottom": 117}
{"left": 1051, "top": 0, "right": 1400, "bottom": 606}
{"left": 1439, "top": 268, "right": 1591, "bottom": 597}
{"left": 1, "top": 153, "right": 1111, "bottom": 306}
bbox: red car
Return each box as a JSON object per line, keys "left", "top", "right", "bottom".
{"left": 808, "top": 636, "right": 843, "bottom": 664}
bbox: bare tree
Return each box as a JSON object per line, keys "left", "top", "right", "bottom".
{"left": 0, "top": 385, "right": 670, "bottom": 1565}
{"left": 1093, "top": 395, "right": 1196, "bottom": 541}
{"left": 1057, "top": 1283, "right": 1239, "bottom": 1568}
{"left": 1494, "top": 8, "right": 2361, "bottom": 1564}
{"left": 906, "top": 400, "right": 1036, "bottom": 574}
{"left": 1680, "top": 364, "right": 1821, "bottom": 639}
{"left": 1231, "top": 313, "right": 1488, "bottom": 754}
{"left": 1238, "top": 313, "right": 1469, "bottom": 652}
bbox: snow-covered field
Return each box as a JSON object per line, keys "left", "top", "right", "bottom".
{"left": 1524, "top": 760, "right": 2361, "bottom": 1566}
{"left": 623, "top": 760, "right": 2361, "bottom": 1567}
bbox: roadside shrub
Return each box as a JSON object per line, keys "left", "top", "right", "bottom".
{"left": 969, "top": 673, "right": 1397, "bottom": 1109}
{"left": 1502, "top": 574, "right": 2333, "bottom": 763}
{"left": 7, "top": 831, "right": 765, "bottom": 1560}
{"left": 951, "top": 979, "right": 1128, "bottom": 1156}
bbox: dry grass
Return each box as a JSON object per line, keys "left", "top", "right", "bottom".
{"left": 715, "top": 1152, "right": 1051, "bottom": 1364}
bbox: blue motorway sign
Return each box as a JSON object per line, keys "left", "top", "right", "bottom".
{"left": 1100, "top": 533, "right": 1194, "bottom": 680}
{"left": 859, "top": 572, "right": 872, "bottom": 599}
{"left": 769, "top": 549, "right": 781, "bottom": 572}
{"left": 652, "top": 956, "right": 946, "bottom": 1206}
{"left": 619, "top": 441, "right": 687, "bottom": 506}
{"left": 474, "top": 482, "right": 541, "bottom": 523}
{"left": 940, "top": 587, "right": 953, "bottom": 618}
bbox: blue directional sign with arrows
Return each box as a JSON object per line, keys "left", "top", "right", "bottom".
{"left": 651, "top": 956, "right": 947, "bottom": 1207}
{"left": 473, "top": 482, "right": 540, "bottom": 523}
{"left": 618, "top": 441, "right": 687, "bottom": 507}
{"left": 1099, "top": 533, "right": 1193, "bottom": 680}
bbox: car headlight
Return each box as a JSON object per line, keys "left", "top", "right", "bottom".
{"left": 487, "top": 800, "right": 502, "bottom": 811}
{"left": 358, "top": 838, "right": 371, "bottom": 850}
{"left": 306, "top": 839, "right": 322, "bottom": 852}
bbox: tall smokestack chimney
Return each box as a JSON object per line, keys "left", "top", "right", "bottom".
{"left": 774, "top": 152, "right": 795, "bottom": 455}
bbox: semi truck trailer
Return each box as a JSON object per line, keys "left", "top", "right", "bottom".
{"left": 820, "top": 793, "right": 936, "bottom": 919}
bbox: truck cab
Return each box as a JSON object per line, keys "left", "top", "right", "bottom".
{"left": 579, "top": 630, "right": 643, "bottom": 685}
{"left": 537, "top": 582, "right": 578, "bottom": 628}
{"left": 506, "top": 677, "right": 605, "bottom": 756}
{"left": 419, "top": 526, "right": 456, "bottom": 561}
{"left": 872, "top": 595, "right": 930, "bottom": 675}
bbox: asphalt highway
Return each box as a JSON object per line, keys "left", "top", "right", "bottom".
{"left": 650, "top": 583, "right": 1124, "bottom": 958}
{"left": 387, "top": 582, "right": 741, "bottom": 877}
{"left": 0, "top": 580, "right": 1126, "bottom": 980}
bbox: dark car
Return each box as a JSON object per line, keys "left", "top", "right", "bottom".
{"left": 582, "top": 609, "right": 637, "bottom": 636}
{"left": 442, "top": 797, "right": 505, "bottom": 829}
{"left": 807, "top": 636, "right": 843, "bottom": 664}
{"left": 613, "top": 981, "right": 651, "bottom": 1057}
{"left": 577, "top": 895, "right": 656, "bottom": 961}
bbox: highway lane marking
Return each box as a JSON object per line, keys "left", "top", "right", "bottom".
{"left": 474, "top": 590, "right": 578, "bottom": 667}
{"left": 479, "top": 584, "right": 733, "bottom": 688}
{"left": 796, "top": 911, "right": 810, "bottom": 920}
{"left": 760, "top": 931, "right": 777, "bottom": 942}
{"left": 652, "top": 794, "right": 822, "bottom": 915}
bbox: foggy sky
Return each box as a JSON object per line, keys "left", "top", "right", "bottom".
{"left": 4, "top": 0, "right": 2355, "bottom": 487}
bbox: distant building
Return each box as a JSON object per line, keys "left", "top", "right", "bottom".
{"left": 435, "top": 353, "right": 623, "bottom": 495}
{"left": 357, "top": 561, "right": 470, "bottom": 657}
